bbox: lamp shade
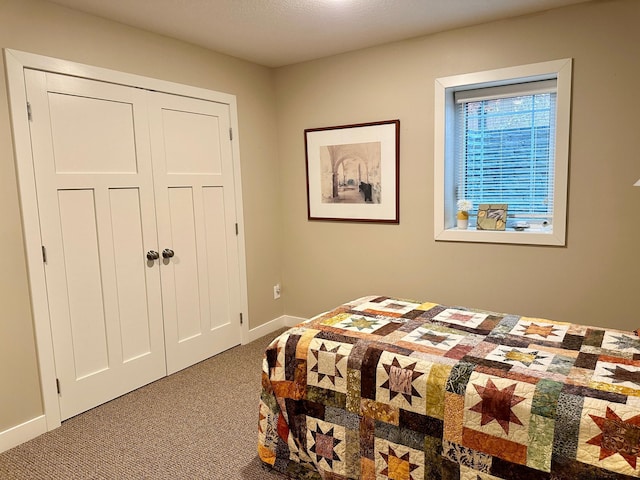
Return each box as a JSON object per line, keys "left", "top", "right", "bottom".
{"left": 636, "top": 178, "right": 640, "bottom": 186}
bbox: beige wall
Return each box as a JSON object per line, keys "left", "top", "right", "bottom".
{"left": 276, "top": 0, "right": 640, "bottom": 330}
{"left": 0, "top": 0, "right": 282, "bottom": 432}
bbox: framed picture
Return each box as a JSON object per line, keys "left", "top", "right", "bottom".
{"left": 304, "top": 120, "right": 400, "bottom": 223}
{"left": 476, "top": 204, "right": 508, "bottom": 231}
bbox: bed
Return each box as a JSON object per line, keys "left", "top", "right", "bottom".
{"left": 258, "top": 295, "right": 640, "bottom": 479}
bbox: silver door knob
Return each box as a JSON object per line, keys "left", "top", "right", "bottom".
{"left": 146, "top": 250, "right": 160, "bottom": 261}
{"left": 162, "top": 249, "right": 175, "bottom": 259}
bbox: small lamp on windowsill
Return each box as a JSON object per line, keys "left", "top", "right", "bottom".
{"left": 635, "top": 178, "right": 640, "bottom": 186}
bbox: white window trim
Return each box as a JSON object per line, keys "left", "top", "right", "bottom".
{"left": 434, "top": 59, "right": 572, "bottom": 246}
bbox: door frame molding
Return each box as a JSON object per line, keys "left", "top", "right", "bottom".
{"left": 4, "top": 48, "right": 250, "bottom": 431}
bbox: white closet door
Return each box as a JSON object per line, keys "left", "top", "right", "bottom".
{"left": 148, "top": 92, "right": 242, "bottom": 374}
{"left": 25, "top": 70, "right": 166, "bottom": 420}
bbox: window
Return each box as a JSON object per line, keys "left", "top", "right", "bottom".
{"left": 434, "top": 59, "right": 572, "bottom": 246}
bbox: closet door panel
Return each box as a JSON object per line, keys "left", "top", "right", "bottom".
{"left": 109, "top": 187, "right": 155, "bottom": 361}
{"left": 202, "top": 186, "right": 231, "bottom": 329}
{"left": 48, "top": 93, "right": 138, "bottom": 174}
{"left": 26, "top": 69, "right": 166, "bottom": 420}
{"left": 150, "top": 92, "right": 242, "bottom": 374}
{"left": 166, "top": 186, "right": 202, "bottom": 342}
{"left": 57, "top": 188, "right": 109, "bottom": 378}
{"left": 162, "top": 109, "right": 222, "bottom": 175}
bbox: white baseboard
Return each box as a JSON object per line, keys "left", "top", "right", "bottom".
{"left": 0, "top": 414, "right": 47, "bottom": 454}
{"left": 245, "top": 315, "right": 307, "bottom": 344}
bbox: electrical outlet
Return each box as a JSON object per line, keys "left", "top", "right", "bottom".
{"left": 273, "top": 283, "right": 281, "bottom": 300}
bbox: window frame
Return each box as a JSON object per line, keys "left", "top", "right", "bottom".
{"left": 434, "top": 59, "right": 572, "bottom": 246}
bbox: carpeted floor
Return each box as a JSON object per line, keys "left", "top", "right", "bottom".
{"left": 0, "top": 329, "right": 290, "bottom": 479}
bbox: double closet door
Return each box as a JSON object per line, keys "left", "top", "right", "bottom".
{"left": 25, "top": 69, "right": 242, "bottom": 420}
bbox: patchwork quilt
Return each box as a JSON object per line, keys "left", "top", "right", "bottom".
{"left": 258, "top": 296, "right": 640, "bottom": 479}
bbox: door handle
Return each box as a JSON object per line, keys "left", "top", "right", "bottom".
{"left": 146, "top": 250, "right": 160, "bottom": 261}
{"left": 162, "top": 248, "right": 175, "bottom": 259}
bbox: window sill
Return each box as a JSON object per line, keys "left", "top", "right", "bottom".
{"left": 435, "top": 225, "right": 565, "bottom": 246}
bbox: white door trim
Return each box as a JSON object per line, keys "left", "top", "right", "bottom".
{"left": 4, "top": 48, "right": 249, "bottom": 432}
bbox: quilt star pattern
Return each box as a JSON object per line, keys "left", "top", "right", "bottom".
{"left": 258, "top": 295, "right": 640, "bottom": 479}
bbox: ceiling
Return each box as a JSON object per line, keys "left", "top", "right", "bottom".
{"left": 45, "top": 0, "right": 592, "bottom": 67}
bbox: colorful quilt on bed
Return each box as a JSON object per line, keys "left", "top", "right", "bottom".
{"left": 258, "top": 295, "right": 640, "bottom": 479}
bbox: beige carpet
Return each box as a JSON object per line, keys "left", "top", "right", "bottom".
{"left": 0, "top": 329, "right": 290, "bottom": 479}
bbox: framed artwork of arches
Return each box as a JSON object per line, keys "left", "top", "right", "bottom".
{"left": 304, "top": 119, "right": 400, "bottom": 223}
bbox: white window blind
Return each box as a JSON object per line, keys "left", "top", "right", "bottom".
{"left": 454, "top": 80, "right": 557, "bottom": 225}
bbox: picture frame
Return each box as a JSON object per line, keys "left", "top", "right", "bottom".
{"left": 304, "top": 120, "right": 400, "bottom": 223}
{"left": 476, "top": 204, "right": 508, "bottom": 231}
